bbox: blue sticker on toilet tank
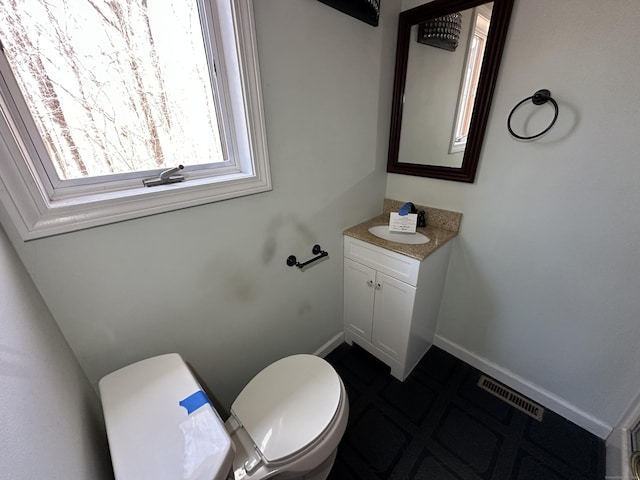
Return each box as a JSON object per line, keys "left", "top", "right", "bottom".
{"left": 179, "top": 390, "right": 210, "bottom": 414}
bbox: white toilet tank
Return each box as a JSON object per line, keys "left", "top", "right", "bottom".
{"left": 99, "top": 353, "right": 234, "bottom": 480}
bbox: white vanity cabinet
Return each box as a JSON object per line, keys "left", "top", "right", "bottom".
{"left": 343, "top": 235, "right": 453, "bottom": 381}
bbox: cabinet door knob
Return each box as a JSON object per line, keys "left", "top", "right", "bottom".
{"left": 366, "top": 280, "right": 374, "bottom": 287}
{"left": 376, "top": 283, "right": 382, "bottom": 290}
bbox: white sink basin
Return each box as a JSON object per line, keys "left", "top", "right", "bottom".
{"left": 368, "top": 225, "right": 430, "bottom": 245}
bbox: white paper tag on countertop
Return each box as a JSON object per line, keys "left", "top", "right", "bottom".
{"left": 389, "top": 212, "right": 418, "bottom": 233}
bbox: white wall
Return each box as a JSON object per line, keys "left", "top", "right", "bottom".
{"left": 388, "top": 0, "right": 640, "bottom": 435}
{"left": 0, "top": 0, "right": 399, "bottom": 410}
{"left": 0, "top": 225, "right": 112, "bottom": 480}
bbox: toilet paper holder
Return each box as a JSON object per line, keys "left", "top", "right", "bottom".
{"left": 287, "top": 244, "right": 328, "bottom": 269}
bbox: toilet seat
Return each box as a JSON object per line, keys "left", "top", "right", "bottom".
{"left": 231, "top": 354, "right": 342, "bottom": 463}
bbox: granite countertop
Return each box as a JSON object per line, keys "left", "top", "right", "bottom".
{"left": 343, "top": 200, "right": 462, "bottom": 261}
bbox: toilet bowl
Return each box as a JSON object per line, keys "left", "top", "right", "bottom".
{"left": 99, "top": 353, "right": 348, "bottom": 480}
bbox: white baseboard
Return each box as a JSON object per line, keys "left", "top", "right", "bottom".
{"left": 433, "top": 334, "right": 612, "bottom": 439}
{"left": 313, "top": 332, "right": 344, "bottom": 358}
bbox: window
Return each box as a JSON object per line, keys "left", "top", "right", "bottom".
{"left": 449, "top": 5, "right": 491, "bottom": 154}
{"left": 0, "top": 0, "right": 270, "bottom": 240}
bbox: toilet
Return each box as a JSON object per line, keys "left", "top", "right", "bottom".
{"left": 99, "top": 353, "right": 348, "bottom": 480}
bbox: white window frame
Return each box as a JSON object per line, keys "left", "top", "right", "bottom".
{"left": 449, "top": 5, "right": 491, "bottom": 154}
{"left": 0, "top": 0, "right": 270, "bottom": 240}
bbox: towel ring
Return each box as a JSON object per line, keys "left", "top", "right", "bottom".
{"left": 507, "top": 89, "right": 558, "bottom": 140}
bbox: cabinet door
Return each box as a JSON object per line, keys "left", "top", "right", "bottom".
{"left": 343, "top": 258, "right": 375, "bottom": 340}
{"left": 372, "top": 272, "right": 415, "bottom": 362}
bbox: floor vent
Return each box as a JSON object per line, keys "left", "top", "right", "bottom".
{"left": 477, "top": 375, "right": 544, "bottom": 421}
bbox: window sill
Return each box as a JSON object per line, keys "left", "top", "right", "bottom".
{"left": 0, "top": 167, "right": 271, "bottom": 240}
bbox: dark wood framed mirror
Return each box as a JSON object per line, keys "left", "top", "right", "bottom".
{"left": 387, "top": 0, "right": 514, "bottom": 182}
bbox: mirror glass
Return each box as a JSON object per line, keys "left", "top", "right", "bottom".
{"left": 387, "top": 0, "right": 514, "bottom": 182}
{"left": 400, "top": 4, "right": 492, "bottom": 168}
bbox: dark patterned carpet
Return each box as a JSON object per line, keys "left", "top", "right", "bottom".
{"left": 325, "top": 343, "right": 605, "bottom": 480}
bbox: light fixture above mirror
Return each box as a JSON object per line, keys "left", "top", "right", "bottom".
{"left": 417, "top": 12, "right": 463, "bottom": 51}
{"left": 387, "top": 0, "right": 515, "bottom": 183}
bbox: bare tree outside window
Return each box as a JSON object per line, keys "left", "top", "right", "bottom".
{"left": 0, "top": 0, "right": 225, "bottom": 181}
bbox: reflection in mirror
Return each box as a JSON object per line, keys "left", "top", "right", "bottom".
{"left": 450, "top": 4, "right": 491, "bottom": 155}
{"left": 400, "top": 5, "right": 493, "bottom": 167}
{"left": 387, "top": 0, "right": 515, "bottom": 182}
